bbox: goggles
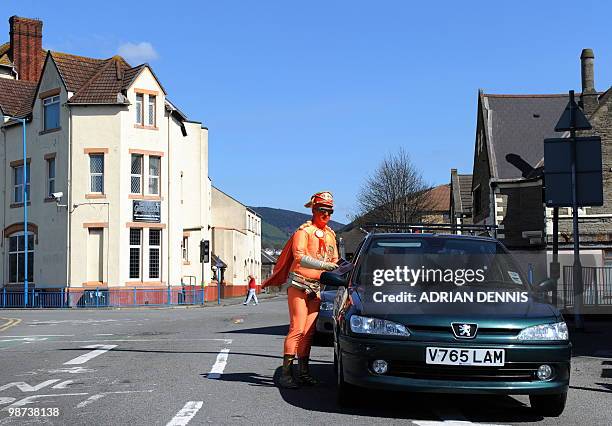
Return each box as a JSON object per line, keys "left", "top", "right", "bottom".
{"left": 315, "top": 206, "right": 334, "bottom": 215}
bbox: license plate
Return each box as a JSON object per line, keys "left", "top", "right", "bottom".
{"left": 425, "top": 347, "right": 505, "bottom": 366}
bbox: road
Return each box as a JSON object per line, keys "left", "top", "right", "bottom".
{"left": 0, "top": 297, "right": 611, "bottom": 425}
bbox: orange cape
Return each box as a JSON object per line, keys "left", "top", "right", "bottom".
{"left": 262, "top": 234, "right": 295, "bottom": 288}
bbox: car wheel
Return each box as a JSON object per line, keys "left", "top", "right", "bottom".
{"left": 336, "top": 351, "right": 358, "bottom": 407}
{"left": 529, "top": 392, "right": 567, "bottom": 417}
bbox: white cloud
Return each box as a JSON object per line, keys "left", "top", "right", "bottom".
{"left": 117, "top": 42, "right": 159, "bottom": 64}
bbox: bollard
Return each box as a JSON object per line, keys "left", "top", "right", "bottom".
{"left": 528, "top": 263, "right": 534, "bottom": 285}
{"left": 96, "top": 287, "right": 99, "bottom": 308}
{"left": 2, "top": 287, "right": 5, "bottom": 308}
{"left": 167, "top": 286, "right": 171, "bottom": 305}
{"left": 61, "top": 288, "right": 65, "bottom": 308}
{"left": 133, "top": 287, "right": 137, "bottom": 306}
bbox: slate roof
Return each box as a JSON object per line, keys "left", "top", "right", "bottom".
{"left": 482, "top": 94, "right": 569, "bottom": 179}
{"left": 0, "top": 78, "right": 37, "bottom": 117}
{"left": 451, "top": 170, "right": 472, "bottom": 214}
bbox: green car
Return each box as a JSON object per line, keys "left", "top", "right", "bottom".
{"left": 322, "top": 233, "right": 570, "bottom": 417}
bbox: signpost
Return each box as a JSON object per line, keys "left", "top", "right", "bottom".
{"left": 544, "top": 90, "right": 604, "bottom": 330}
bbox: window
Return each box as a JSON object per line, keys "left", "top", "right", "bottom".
{"left": 47, "top": 158, "right": 55, "bottom": 197}
{"left": 135, "top": 94, "right": 143, "bottom": 125}
{"left": 130, "top": 154, "right": 143, "bottom": 194}
{"left": 8, "top": 232, "right": 34, "bottom": 283}
{"left": 148, "top": 156, "right": 160, "bottom": 195}
{"left": 147, "top": 95, "right": 156, "bottom": 126}
{"left": 89, "top": 154, "right": 104, "bottom": 193}
{"left": 43, "top": 95, "right": 60, "bottom": 130}
{"left": 182, "top": 236, "right": 189, "bottom": 262}
{"left": 149, "top": 229, "right": 161, "bottom": 279}
{"left": 129, "top": 228, "right": 142, "bottom": 279}
{"left": 13, "top": 164, "right": 30, "bottom": 203}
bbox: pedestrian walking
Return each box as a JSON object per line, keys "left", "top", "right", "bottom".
{"left": 243, "top": 274, "right": 259, "bottom": 306}
{"left": 262, "top": 191, "right": 338, "bottom": 389}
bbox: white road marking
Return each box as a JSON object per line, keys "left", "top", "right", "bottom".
{"left": 0, "top": 380, "right": 60, "bottom": 392}
{"left": 52, "top": 380, "right": 74, "bottom": 389}
{"left": 207, "top": 348, "right": 230, "bottom": 379}
{"left": 76, "top": 390, "right": 154, "bottom": 408}
{"left": 166, "top": 401, "right": 203, "bottom": 426}
{"left": 0, "top": 397, "right": 16, "bottom": 405}
{"left": 0, "top": 337, "right": 48, "bottom": 342}
{"left": 95, "top": 333, "right": 114, "bottom": 336}
{"left": 48, "top": 367, "right": 95, "bottom": 374}
{"left": 2, "top": 335, "right": 74, "bottom": 337}
{"left": 1, "top": 393, "right": 89, "bottom": 410}
{"left": 64, "top": 344, "right": 117, "bottom": 365}
{"left": 66, "top": 338, "right": 233, "bottom": 344}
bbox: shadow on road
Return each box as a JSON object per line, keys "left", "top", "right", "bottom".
{"left": 267, "top": 365, "right": 544, "bottom": 422}
{"left": 201, "top": 372, "right": 276, "bottom": 387}
{"left": 221, "top": 324, "right": 288, "bottom": 336}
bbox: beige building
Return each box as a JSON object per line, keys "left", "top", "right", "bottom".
{"left": 211, "top": 186, "right": 262, "bottom": 296}
{"left": 0, "top": 16, "right": 214, "bottom": 292}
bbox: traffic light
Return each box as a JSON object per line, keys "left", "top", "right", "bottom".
{"left": 200, "top": 240, "right": 210, "bottom": 263}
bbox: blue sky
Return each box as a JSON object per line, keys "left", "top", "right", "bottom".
{"left": 5, "top": 1, "right": 611, "bottom": 222}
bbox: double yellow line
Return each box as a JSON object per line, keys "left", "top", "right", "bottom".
{"left": 0, "top": 317, "right": 21, "bottom": 332}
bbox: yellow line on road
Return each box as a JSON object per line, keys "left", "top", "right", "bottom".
{"left": 0, "top": 317, "right": 22, "bottom": 332}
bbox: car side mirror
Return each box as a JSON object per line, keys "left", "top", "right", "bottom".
{"left": 536, "top": 278, "right": 556, "bottom": 292}
{"left": 320, "top": 271, "right": 348, "bottom": 288}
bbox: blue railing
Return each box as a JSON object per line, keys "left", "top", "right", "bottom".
{"left": 0, "top": 286, "right": 211, "bottom": 308}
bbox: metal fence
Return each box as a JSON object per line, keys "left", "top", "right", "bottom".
{"left": 562, "top": 266, "right": 612, "bottom": 307}
{"left": 0, "top": 286, "right": 210, "bottom": 308}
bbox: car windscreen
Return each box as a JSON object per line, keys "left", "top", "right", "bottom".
{"left": 354, "top": 237, "right": 528, "bottom": 290}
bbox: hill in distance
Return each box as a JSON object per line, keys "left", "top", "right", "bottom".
{"left": 250, "top": 207, "right": 345, "bottom": 249}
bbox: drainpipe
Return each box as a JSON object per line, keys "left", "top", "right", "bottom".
{"left": 66, "top": 106, "right": 72, "bottom": 289}
{"left": 167, "top": 109, "right": 171, "bottom": 288}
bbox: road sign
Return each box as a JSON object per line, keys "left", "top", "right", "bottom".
{"left": 544, "top": 136, "right": 603, "bottom": 207}
{"left": 554, "top": 97, "right": 592, "bottom": 131}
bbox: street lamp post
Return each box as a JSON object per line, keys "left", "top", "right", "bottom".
{"left": 2, "top": 116, "right": 28, "bottom": 306}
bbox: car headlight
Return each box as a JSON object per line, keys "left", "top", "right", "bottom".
{"left": 349, "top": 315, "right": 410, "bottom": 336}
{"left": 320, "top": 302, "right": 334, "bottom": 311}
{"left": 517, "top": 322, "right": 569, "bottom": 341}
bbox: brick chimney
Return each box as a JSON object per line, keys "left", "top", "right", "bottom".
{"left": 9, "top": 16, "right": 43, "bottom": 82}
{"left": 579, "top": 48, "right": 598, "bottom": 115}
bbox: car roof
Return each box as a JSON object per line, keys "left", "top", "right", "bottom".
{"left": 368, "top": 232, "right": 499, "bottom": 243}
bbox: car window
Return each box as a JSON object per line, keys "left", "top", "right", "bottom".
{"left": 354, "top": 237, "right": 527, "bottom": 289}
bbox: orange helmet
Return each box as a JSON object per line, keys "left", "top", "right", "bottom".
{"left": 304, "top": 191, "right": 334, "bottom": 208}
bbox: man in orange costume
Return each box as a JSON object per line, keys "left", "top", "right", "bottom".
{"left": 262, "top": 191, "right": 338, "bottom": 388}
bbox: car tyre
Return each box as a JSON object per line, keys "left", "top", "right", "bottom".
{"left": 529, "top": 392, "right": 567, "bottom": 417}
{"left": 336, "top": 351, "right": 358, "bottom": 407}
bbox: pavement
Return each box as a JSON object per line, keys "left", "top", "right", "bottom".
{"left": 0, "top": 297, "right": 611, "bottom": 425}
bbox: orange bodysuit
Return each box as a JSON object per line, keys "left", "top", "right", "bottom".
{"left": 283, "top": 221, "right": 338, "bottom": 358}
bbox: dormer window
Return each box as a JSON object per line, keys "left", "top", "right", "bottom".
{"left": 43, "top": 95, "right": 60, "bottom": 130}
{"left": 148, "top": 95, "right": 156, "bottom": 126}
{"left": 135, "top": 93, "right": 144, "bottom": 125}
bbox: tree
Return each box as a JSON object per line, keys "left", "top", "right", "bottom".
{"left": 355, "top": 148, "right": 431, "bottom": 224}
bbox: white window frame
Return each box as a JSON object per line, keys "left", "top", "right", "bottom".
{"left": 7, "top": 232, "right": 34, "bottom": 284}
{"left": 47, "top": 157, "right": 56, "bottom": 198}
{"left": 147, "top": 95, "right": 156, "bottom": 126}
{"left": 148, "top": 156, "right": 161, "bottom": 195}
{"left": 148, "top": 229, "right": 162, "bottom": 280}
{"left": 12, "top": 164, "right": 30, "bottom": 203}
{"left": 129, "top": 228, "right": 142, "bottom": 280}
{"left": 43, "top": 95, "right": 60, "bottom": 131}
{"left": 135, "top": 93, "right": 144, "bottom": 125}
{"left": 182, "top": 236, "right": 189, "bottom": 262}
{"left": 130, "top": 154, "right": 143, "bottom": 194}
{"left": 89, "top": 154, "right": 104, "bottom": 194}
